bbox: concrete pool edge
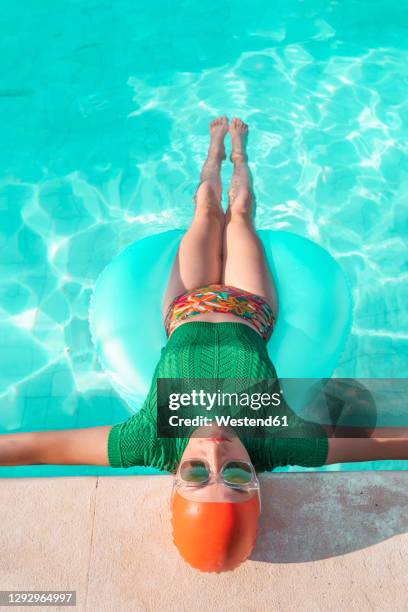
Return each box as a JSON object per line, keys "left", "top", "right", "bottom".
{"left": 0, "top": 472, "right": 406, "bottom": 611}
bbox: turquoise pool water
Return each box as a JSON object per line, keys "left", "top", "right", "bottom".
{"left": 1, "top": 0, "right": 407, "bottom": 476}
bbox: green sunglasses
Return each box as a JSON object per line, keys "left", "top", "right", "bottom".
{"left": 176, "top": 459, "right": 259, "bottom": 490}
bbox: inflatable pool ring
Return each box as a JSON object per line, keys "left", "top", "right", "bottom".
{"left": 89, "top": 230, "right": 352, "bottom": 415}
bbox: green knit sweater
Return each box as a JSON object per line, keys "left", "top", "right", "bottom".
{"left": 107, "top": 322, "right": 328, "bottom": 472}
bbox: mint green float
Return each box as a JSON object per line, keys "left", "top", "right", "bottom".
{"left": 89, "top": 230, "right": 352, "bottom": 413}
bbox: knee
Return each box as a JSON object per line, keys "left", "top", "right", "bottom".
{"left": 227, "top": 194, "right": 253, "bottom": 220}
{"left": 194, "top": 182, "right": 224, "bottom": 222}
{"left": 194, "top": 181, "right": 219, "bottom": 208}
{"left": 228, "top": 188, "right": 252, "bottom": 209}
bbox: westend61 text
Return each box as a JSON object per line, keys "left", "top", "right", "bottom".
{"left": 168, "top": 414, "right": 289, "bottom": 428}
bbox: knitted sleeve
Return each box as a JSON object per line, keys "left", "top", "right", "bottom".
{"left": 107, "top": 408, "right": 183, "bottom": 471}
{"left": 107, "top": 410, "right": 149, "bottom": 468}
{"left": 249, "top": 398, "right": 329, "bottom": 471}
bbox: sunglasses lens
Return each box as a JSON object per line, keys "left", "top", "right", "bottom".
{"left": 222, "top": 462, "right": 253, "bottom": 485}
{"left": 180, "top": 460, "right": 209, "bottom": 483}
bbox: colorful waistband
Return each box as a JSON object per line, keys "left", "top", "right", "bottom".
{"left": 164, "top": 284, "right": 275, "bottom": 341}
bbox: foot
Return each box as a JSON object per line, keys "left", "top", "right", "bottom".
{"left": 208, "top": 116, "right": 229, "bottom": 162}
{"left": 229, "top": 118, "right": 248, "bottom": 163}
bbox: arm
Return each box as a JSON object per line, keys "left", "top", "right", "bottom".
{"left": 0, "top": 426, "right": 112, "bottom": 467}
{"left": 324, "top": 426, "right": 408, "bottom": 464}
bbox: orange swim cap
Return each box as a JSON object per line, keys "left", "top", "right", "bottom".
{"left": 171, "top": 490, "right": 261, "bottom": 572}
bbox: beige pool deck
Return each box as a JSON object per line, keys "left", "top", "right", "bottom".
{"left": 0, "top": 472, "right": 407, "bottom": 612}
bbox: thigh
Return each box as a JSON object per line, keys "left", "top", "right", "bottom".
{"left": 222, "top": 214, "right": 279, "bottom": 317}
{"left": 162, "top": 199, "right": 224, "bottom": 318}
{"left": 162, "top": 249, "right": 184, "bottom": 319}
{"left": 162, "top": 234, "right": 221, "bottom": 319}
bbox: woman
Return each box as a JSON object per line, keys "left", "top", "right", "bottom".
{"left": 1, "top": 117, "right": 407, "bottom": 573}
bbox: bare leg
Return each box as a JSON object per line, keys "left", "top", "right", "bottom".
{"left": 222, "top": 118, "right": 279, "bottom": 316}
{"left": 162, "top": 117, "right": 229, "bottom": 317}
{"left": 194, "top": 116, "right": 228, "bottom": 204}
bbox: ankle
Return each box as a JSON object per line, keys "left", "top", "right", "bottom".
{"left": 230, "top": 151, "right": 247, "bottom": 164}
{"left": 206, "top": 150, "right": 224, "bottom": 164}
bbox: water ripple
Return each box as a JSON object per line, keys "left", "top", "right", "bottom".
{"left": 0, "top": 0, "right": 407, "bottom": 446}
